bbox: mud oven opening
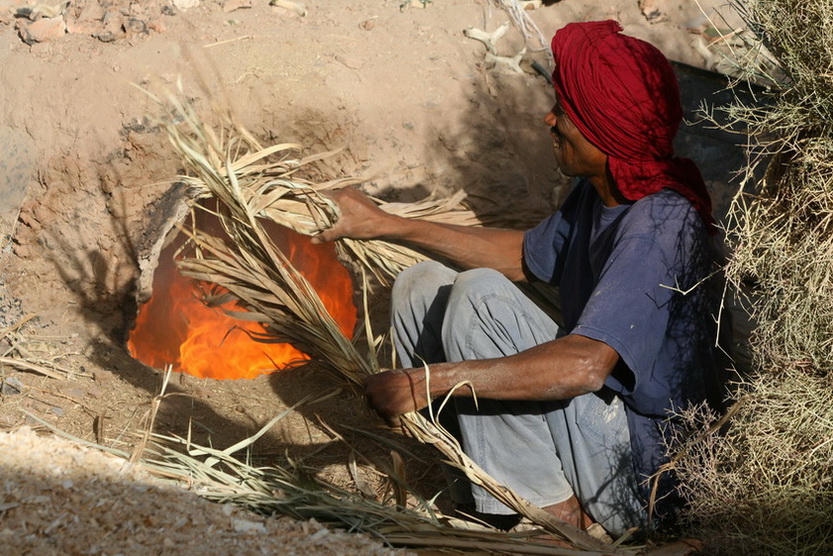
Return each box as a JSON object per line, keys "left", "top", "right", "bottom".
{"left": 127, "top": 191, "right": 356, "bottom": 380}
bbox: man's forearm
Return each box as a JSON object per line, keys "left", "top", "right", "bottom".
{"left": 423, "top": 335, "right": 616, "bottom": 401}
{"left": 365, "top": 335, "right": 619, "bottom": 418}
{"left": 380, "top": 217, "right": 526, "bottom": 280}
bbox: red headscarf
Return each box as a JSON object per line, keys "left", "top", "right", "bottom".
{"left": 551, "top": 20, "right": 715, "bottom": 229}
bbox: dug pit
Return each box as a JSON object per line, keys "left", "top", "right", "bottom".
{"left": 127, "top": 198, "right": 358, "bottom": 380}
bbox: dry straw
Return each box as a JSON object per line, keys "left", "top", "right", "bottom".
{"left": 0, "top": 315, "right": 84, "bottom": 381}
{"left": 144, "top": 86, "right": 623, "bottom": 553}
{"left": 673, "top": 1, "right": 833, "bottom": 553}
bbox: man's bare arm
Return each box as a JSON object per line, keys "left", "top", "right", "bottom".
{"left": 311, "top": 188, "right": 527, "bottom": 281}
{"left": 364, "top": 334, "right": 620, "bottom": 418}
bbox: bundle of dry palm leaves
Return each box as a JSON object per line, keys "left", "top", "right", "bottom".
{"left": 138, "top": 88, "right": 623, "bottom": 554}
{"left": 673, "top": 1, "right": 833, "bottom": 553}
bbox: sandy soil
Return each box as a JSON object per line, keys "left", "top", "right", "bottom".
{"left": 0, "top": 0, "right": 744, "bottom": 553}
{"left": 0, "top": 426, "right": 408, "bottom": 555}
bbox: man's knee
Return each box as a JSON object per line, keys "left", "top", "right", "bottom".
{"left": 390, "top": 261, "right": 457, "bottom": 324}
{"left": 441, "top": 268, "right": 513, "bottom": 346}
{"left": 452, "top": 268, "right": 507, "bottom": 296}
{"left": 444, "top": 268, "right": 512, "bottom": 321}
{"left": 392, "top": 261, "right": 455, "bottom": 306}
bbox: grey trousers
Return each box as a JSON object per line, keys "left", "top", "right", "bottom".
{"left": 391, "top": 261, "right": 647, "bottom": 535}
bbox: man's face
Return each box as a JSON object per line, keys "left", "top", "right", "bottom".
{"left": 544, "top": 100, "right": 607, "bottom": 178}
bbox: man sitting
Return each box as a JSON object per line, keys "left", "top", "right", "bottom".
{"left": 312, "top": 20, "right": 727, "bottom": 537}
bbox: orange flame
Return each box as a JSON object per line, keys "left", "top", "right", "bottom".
{"left": 128, "top": 223, "right": 356, "bottom": 380}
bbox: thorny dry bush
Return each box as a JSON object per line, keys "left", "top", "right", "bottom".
{"left": 674, "top": 1, "right": 833, "bottom": 553}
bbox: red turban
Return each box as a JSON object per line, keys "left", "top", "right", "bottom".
{"left": 550, "top": 20, "right": 714, "bottom": 228}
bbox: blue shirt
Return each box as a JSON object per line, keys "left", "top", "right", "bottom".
{"left": 523, "top": 179, "right": 725, "bottom": 517}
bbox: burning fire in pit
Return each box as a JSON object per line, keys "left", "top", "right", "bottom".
{"left": 128, "top": 218, "right": 356, "bottom": 380}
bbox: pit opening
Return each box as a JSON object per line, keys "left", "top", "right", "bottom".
{"left": 127, "top": 199, "right": 357, "bottom": 380}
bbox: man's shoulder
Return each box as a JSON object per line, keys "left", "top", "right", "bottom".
{"left": 622, "top": 188, "right": 704, "bottom": 236}
{"left": 632, "top": 187, "right": 697, "bottom": 211}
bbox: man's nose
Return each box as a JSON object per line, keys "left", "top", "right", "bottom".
{"left": 544, "top": 111, "right": 557, "bottom": 127}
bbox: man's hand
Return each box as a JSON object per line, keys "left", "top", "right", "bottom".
{"left": 364, "top": 369, "right": 429, "bottom": 426}
{"left": 311, "top": 188, "right": 397, "bottom": 244}
{"left": 311, "top": 188, "right": 527, "bottom": 280}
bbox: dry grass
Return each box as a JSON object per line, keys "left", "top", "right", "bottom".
{"left": 673, "top": 1, "right": 833, "bottom": 553}
{"left": 0, "top": 315, "right": 84, "bottom": 381}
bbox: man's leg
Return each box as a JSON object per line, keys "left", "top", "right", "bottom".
{"left": 390, "top": 261, "right": 473, "bottom": 506}
{"left": 439, "top": 268, "right": 574, "bottom": 515}
{"left": 390, "top": 260, "right": 456, "bottom": 369}
{"left": 391, "top": 263, "right": 646, "bottom": 535}
{"left": 440, "top": 267, "right": 646, "bottom": 536}
{"left": 545, "top": 393, "right": 648, "bottom": 536}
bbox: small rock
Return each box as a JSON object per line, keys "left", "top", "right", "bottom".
{"left": 231, "top": 518, "right": 266, "bottom": 534}
{"left": 17, "top": 16, "right": 66, "bottom": 45}
{"left": 0, "top": 377, "right": 23, "bottom": 395}
{"left": 87, "top": 386, "right": 104, "bottom": 399}
{"left": 173, "top": 0, "right": 200, "bottom": 10}
{"left": 95, "top": 10, "right": 125, "bottom": 42}
{"left": 93, "top": 369, "right": 115, "bottom": 383}
{"left": 271, "top": 0, "right": 306, "bottom": 17}
{"left": 146, "top": 16, "right": 166, "bottom": 33}
{"left": 124, "top": 18, "right": 148, "bottom": 36}
{"left": 65, "top": 19, "right": 101, "bottom": 35}
{"left": 310, "top": 528, "right": 329, "bottom": 542}
{"left": 15, "top": 2, "right": 65, "bottom": 20}
{"left": 23, "top": 414, "right": 40, "bottom": 426}
{"left": 638, "top": 0, "right": 667, "bottom": 23}
{"left": 66, "top": 1, "right": 105, "bottom": 34}
{"left": 359, "top": 18, "right": 376, "bottom": 31}
{"left": 0, "top": 7, "right": 13, "bottom": 26}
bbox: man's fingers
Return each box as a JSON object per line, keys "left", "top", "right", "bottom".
{"left": 364, "top": 369, "right": 429, "bottom": 426}
{"left": 382, "top": 413, "right": 403, "bottom": 429}
{"left": 310, "top": 230, "right": 332, "bottom": 244}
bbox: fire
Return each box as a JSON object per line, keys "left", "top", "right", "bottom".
{"left": 127, "top": 222, "right": 356, "bottom": 380}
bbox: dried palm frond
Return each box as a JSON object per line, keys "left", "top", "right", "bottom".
{"left": 149, "top": 89, "right": 621, "bottom": 553}
{"left": 156, "top": 90, "right": 480, "bottom": 286}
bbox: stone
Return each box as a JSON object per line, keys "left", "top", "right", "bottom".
{"left": 124, "top": 18, "right": 148, "bottom": 36}
{"left": 0, "top": 377, "right": 23, "bottom": 395}
{"left": 65, "top": 3, "right": 106, "bottom": 36}
{"left": 173, "top": 0, "right": 200, "bottom": 10}
{"left": 94, "top": 10, "right": 125, "bottom": 42}
{"left": 17, "top": 16, "right": 66, "bottom": 45}
{"left": 638, "top": 0, "right": 667, "bottom": 23}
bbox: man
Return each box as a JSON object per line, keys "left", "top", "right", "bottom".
{"left": 312, "top": 20, "right": 726, "bottom": 537}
